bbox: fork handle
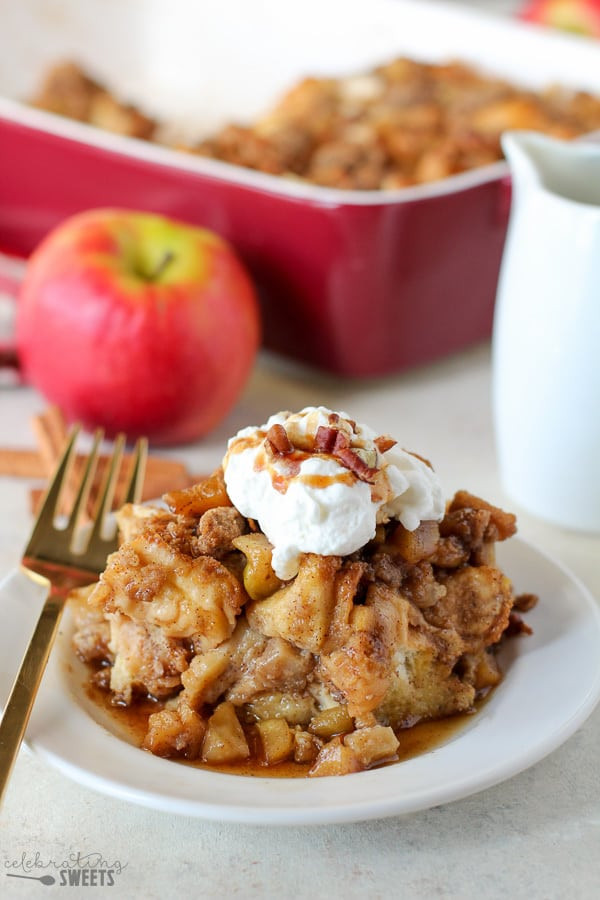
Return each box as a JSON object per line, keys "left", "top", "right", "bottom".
{"left": 0, "top": 589, "right": 63, "bottom": 805}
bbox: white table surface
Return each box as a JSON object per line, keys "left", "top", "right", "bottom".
{"left": 1, "top": 341, "right": 599, "bottom": 900}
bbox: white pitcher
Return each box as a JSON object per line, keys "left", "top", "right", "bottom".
{"left": 492, "top": 131, "right": 600, "bottom": 532}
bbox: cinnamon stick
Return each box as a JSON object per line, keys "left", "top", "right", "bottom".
{"left": 30, "top": 406, "right": 68, "bottom": 475}
{"left": 29, "top": 488, "right": 44, "bottom": 516}
{"left": 0, "top": 448, "right": 47, "bottom": 479}
{"left": 29, "top": 462, "right": 202, "bottom": 514}
{"left": 25, "top": 405, "right": 203, "bottom": 516}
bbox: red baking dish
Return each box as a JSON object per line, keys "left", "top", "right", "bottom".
{"left": 1, "top": 0, "right": 599, "bottom": 376}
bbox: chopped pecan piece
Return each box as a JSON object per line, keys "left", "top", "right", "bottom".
{"left": 334, "top": 447, "right": 378, "bottom": 483}
{"left": 329, "top": 412, "right": 356, "bottom": 431}
{"left": 333, "top": 431, "right": 352, "bottom": 453}
{"left": 266, "top": 423, "right": 293, "bottom": 455}
{"left": 314, "top": 425, "right": 339, "bottom": 453}
{"left": 374, "top": 435, "right": 397, "bottom": 454}
{"left": 315, "top": 426, "right": 352, "bottom": 454}
{"left": 313, "top": 426, "right": 376, "bottom": 482}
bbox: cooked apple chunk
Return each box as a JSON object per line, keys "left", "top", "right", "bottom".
{"left": 201, "top": 701, "right": 250, "bottom": 764}
{"left": 388, "top": 520, "right": 440, "bottom": 564}
{"left": 143, "top": 703, "right": 206, "bottom": 759}
{"left": 308, "top": 705, "right": 353, "bottom": 739}
{"left": 343, "top": 725, "right": 399, "bottom": 768}
{"left": 309, "top": 737, "right": 362, "bottom": 777}
{"left": 293, "top": 730, "right": 323, "bottom": 765}
{"left": 255, "top": 718, "right": 294, "bottom": 765}
{"left": 233, "top": 533, "right": 283, "bottom": 600}
{"left": 244, "top": 691, "right": 315, "bottom": 726}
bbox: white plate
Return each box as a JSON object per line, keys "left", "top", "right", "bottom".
{"left": 1, "top": 537, "right": 600, "bottom": 825}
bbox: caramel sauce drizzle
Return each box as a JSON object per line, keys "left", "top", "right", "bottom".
{"left": 225, "top": 418, "right": 387, "bottom": 496}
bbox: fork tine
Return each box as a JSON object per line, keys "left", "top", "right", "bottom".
{"left": 87, "top": 432, "right": 126, "bottom": 545}
{"left": 1, "top": 426, "right": 149, "bottom": 807}
{"left": 24, "top": 426, "right": 80, "bottom": 558}
{"left": 62, "top": 428, "right": 104, "bottom": 543}
{"left": 122, "top": 437, "right": 148, "bottom": 505}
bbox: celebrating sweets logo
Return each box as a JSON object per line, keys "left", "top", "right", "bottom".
{"left": 4, "top": 851, "right": 127, "bottom": 887}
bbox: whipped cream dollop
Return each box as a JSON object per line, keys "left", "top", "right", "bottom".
{"left": 222, "top": 407, "right": 445, "bottom": 580}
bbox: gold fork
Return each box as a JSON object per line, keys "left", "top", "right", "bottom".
{"left": 0, "top": 427, "right": 147, "bottom": 805}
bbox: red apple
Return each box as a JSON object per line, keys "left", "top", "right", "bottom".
{"left": 16, "top": 208, "right": 260, "bottom": 444}
{"left": 520, "top": 0, "right": 600, "bottom": 36}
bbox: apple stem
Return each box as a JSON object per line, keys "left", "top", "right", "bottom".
{"left": 150, "top": 250, "right": 175, "bottom": 281}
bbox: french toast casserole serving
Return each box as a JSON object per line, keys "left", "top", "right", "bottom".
{"left": 71, "top": 408, "right": 536, "bottom": 776}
